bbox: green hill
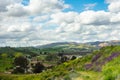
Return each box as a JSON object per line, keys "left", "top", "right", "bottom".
{"left": 0, "top": 45, "right": 120, "bottom": 80}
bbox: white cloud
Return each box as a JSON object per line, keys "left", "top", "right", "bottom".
{"left": 0, "top": 0, "right": 22, "bottom": 12}
{"left": 33, "top": 15, "right": 49, "bottom": 22}
{"left": 110, "top": 13, "right": 120, "bottom": 22}
{"left": 84, "top": 3, "right": 97, "bottom": 10}
{"left": 6, "top": 3, "right": 28, "bottom": 17}
{"left": 0, "top": 0, "right": 120, "bottom": 46}
{"left": 76, "top": 10, "right": 111, "bottom": 25}
{"left": 108, "top": 1, "right": 120, "bottom": 13}
{"left": 0, "top": 0, "right": 70, "bottom": 17}
{"left": 7, "top": 22, "right": 33, "bottom": 32}
{"left": 25, "top": 0, "right": 70, "bottom": 15}
{"left": 49, "top": 12, "right": 78, "bottom": 24}
{"left": 106, "top": 0, "right": 120, "bottom": 13}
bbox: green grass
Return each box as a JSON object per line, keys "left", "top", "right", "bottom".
{"left": 102, "top": 56, "right": 120, "bottom": 80}
{"left": 1, "top": 45, "right": 120, "bottom": 80}
{"left": 0, "top": 58, "right": 13, "bottom": 72}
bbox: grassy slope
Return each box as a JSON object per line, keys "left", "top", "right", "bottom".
{"left": 1, "top": 46, "right": 120, "bottom": 80}
{"left": 0, "top": 58, "right": 13, "bottom": 72}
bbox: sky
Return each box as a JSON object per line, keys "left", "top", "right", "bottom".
{"left": 0, "top": 0, "right": 120, "bottom": 47}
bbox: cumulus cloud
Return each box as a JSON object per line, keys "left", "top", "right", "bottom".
{"left": 0, "top": 0, "right": 120, "bottom": 46}
{"left": 106, "top": 0, "right": 120, "bottom": 13}
{"left": 0, "top": 0, "right": 70, "bottom": 17}
{"left": 0, "top": 0, "right": 22, "bottom": 12}
{"left": 7, "top": 23, "right": 33, "bottom": 32}
{"left": 76, "top": 10, "right": 111, "bottom": 25}
{"left": 25, "top": 0, "right": 70, "bottom": 15}
{"left": 6, "top": 3, "right": 28, "bottom": 17}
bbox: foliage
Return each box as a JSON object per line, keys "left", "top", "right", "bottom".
{"left": 12, "top": 66, "right": 25, "bottom": 74}
{"left": 14, "top": 56, "right": 29, "bottom": 69}
{"left": 1, "top": 45, "right": 120, "bottom": 80}
{"left": 70, "top": 56, "right": 76, "bottom": 60}
{"left": 14, "top": 53, "right": 23, "bottom": 57}
{"left": 0, "top": 53, "right": 8, "bottom": 58}
{"left": 33, "top": 62, "right": 45, "bottom": 73}
{"left": 102, "top": 56, "right": 120, "bottom": 80}
{"left": 45, "top": 54, "right": 59, "bottom": 61}
{"left": 0, "top": 58, "right": 13, "bottom": 72}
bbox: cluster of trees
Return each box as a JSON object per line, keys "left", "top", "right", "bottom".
{"left": 12, "top": 53, "right": 77, "bottom": 74}
{"left": 12, "top": 56, "right": 45, "bottom": 74}
{"left": 44, "top": 53, "right": 77, "bottom": 64}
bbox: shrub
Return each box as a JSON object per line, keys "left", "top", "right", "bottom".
{"left": 12, "top": 66, "right": 25, "bottom": 74}
{"left": 33, "top": 62, "right": 45, "bottom": 73}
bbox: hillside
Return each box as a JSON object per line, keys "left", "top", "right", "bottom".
{"left": 0, "top": 45, "right": 120, "bottom": 80}
{"left": 36, "top": 40, "right": 120, "bottom": 53}
{"left": 36, "top": 42, "right": 97, "bottom": 53}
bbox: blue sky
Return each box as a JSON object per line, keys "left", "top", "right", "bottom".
{"left": 0, "top": 0, "right": 120, "bottom": 46}
{"left": 21, "top": 0, "right": 30, "bottom": 6}
{"left": 64, "top": 0, "right": 108, "bottom": 12}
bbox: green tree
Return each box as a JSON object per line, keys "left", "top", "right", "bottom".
{"left": 1, "top": 53, "right": 8, "bottom": 58}
{"left": 12, "top": 66, "right": 25, "bottom": 74}
{"left": 71, "top": 56, "right": 76, "bottom": 60}
{"left": 14, "top": 52, "right": 23, "bottom": 57}
{"left": 33, "top": 62, "right": 45, "bottom": 73}
{"left": 13, "top": 56, "right": 29, "bottom": 73}
{"left": 45, "top": 54, "right": 58, "bottom": 61}
{"left": 60, "top": 56, "right": 68, "bottom": 63}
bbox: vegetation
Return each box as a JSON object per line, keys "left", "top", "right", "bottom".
{"left": 12, "top": 56, "right": 29, "bottom": 74}
{"left": 0, "top": 45, "right": 120, "bottom": 80}
{"left": 33, "top": 62, "right": 45, "bottom": 73}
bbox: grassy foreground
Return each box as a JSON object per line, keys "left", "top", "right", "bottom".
{"left": 1, "top": 46, "right": 120, "bottom": 80}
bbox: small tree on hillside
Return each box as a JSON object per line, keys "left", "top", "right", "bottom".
{"left": 45, "top": 54, "right": 58, "bottom": 61}
{"left": 1, "top": 53, "right": 8, "bottom": 58}
{"left": 60, "top": 56, "right": 68, "bottom": 63}
{"left": 33, "top": 62, "right": 45, "bottom": 73}
{"left": 13, "top": 56, "right": 29, "bottom": 73}
{"left": 71, "top": 56, "right": 76, "bottom": 60}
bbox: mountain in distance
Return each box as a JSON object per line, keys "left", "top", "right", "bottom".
{"left": 36, "top": 42, "right": 79, "bottom": 48}
{"left": 88, "top": 40, "right": 120, "bottom": 47}
{"left": 36, "top": 40, "right": 120, "bottom": 49}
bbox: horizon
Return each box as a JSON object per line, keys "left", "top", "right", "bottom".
{"left": 0, "top": 39, "right": 120, "bottom": 47}
{"left": 0, "top": 0, "right": 120, "bottom": 47}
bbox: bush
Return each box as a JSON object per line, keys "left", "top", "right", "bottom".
{"left": 33, "top": 62, "right": 45, "bottom": 73}
{"left": 12, "top": 66, "right": 25, "bottom": 74}
{"left": 71, "top": 56, "right": 76, "bottom": 60}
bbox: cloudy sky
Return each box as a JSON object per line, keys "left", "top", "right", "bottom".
{"left": 0, "top": 0, "right": 120, "bottom": 47}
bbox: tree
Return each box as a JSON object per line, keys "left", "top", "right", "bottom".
{"left": 14, "top": 56, "right": 29, "bottom": 68}
{"left": 58, "top": 53, "right": 63, "bottom": 57}
{"left": 14, "top": 52, "right": 23, "bottom": 58}
{"left": 33, "top": 62, "right": 45, "bottom": 73}
{"left": 13, "top": 56, "right": 29, "bottom": 73}
{"left": 12, "top": 66, "right": 25, "bottom": 74}
{"left": 60, "top": 56, "right": 68, "bottom": 63}
{"left": 71, "top": 56, "right": 76, "bottom": 60}
{"left": 1, "top": 53, "right": 8, "bottom": 58}
{"left": 45, "top": 54, "right": 58, "bottom": 61}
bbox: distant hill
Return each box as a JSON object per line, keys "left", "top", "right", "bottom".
{"left": 0, "top": 47, "right": 37, "bottom": 56}
{"left": 36, "top": 42, "right": 78, "bottom": 48}
{"left": 36, "top": 42, "right": 96, "bottom": 53}
{"left": 34, "top": 40, "right": 120, "bottom": 54}
{"left": 87, "top": 40, "right": 120, "bottom": 47}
